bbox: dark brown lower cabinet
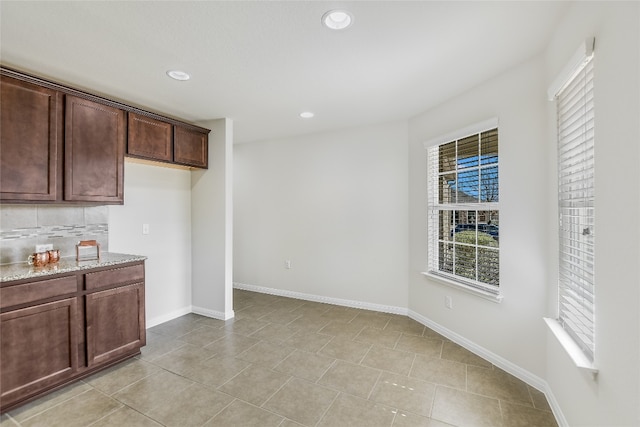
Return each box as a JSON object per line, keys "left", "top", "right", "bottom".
{"left": 0, "top": 261, "right": 145, "bottom": 413}
{"left": 86, "top": 283, "right": 145, "bottom": 367}
{"left": 0, "top": 298, "right": 79, "bottom": 406}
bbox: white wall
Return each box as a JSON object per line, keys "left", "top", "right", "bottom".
{"left": 408, "top": 2, "right": 640, "bottom": 425}
{"left": 544, "top": 2, "right": 640, "bottom": 426}
{"left": 234, "top": 121, "right": 409, "bottom": 311}
{"left": 191, "top": 118, "right": 234, "bottom": 319}
{"left": 110, "top": 119, "right": 234, "bottom": 327}
{"left": 109, "top": 160, "right": 192, "bottom": 327}
{"left": 408, "top": 54, "right": 550, "bottom": 381}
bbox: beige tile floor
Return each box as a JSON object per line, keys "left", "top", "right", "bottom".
{"left": 1, "top": 289, "right": 558, "bottom": 427}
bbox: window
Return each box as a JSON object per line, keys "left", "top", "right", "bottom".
{"left": 553, "top": 41, "right": 596, "bottom": 361}
{"left": 426, "top": 120, "right": 500, "bottom": 296}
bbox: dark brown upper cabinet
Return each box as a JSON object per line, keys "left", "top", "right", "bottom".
{"left": 0, "top": 76, "right": 63, "bottom": 202}
{"left": 127, "top": 112, "right": 173, "bottom": 163}
{"left": 0, "top": 67, "right": 210, "bottom": 205}
{"left": 174, "top": 126, "right": 208, "bottom": 169}
{"left": 127, "top": 113, "right": 209, "bottom": 169}
{"left": 65, "top": 95, "right": 125, "bottom": 204}
{"left": 0, "top": 73, "right": 125, "bottom": 205}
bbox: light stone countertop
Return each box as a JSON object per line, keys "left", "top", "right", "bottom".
{"left": 0, "top": 252, "right": 146, "bottom": 283}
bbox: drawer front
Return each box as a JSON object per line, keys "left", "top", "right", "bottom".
{"left": 85, "top": 263, "right": 144, "bottom": 291}
{"left": 1, "top": 276, "right": 77, "bottom": 309}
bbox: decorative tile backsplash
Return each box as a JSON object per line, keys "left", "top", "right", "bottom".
{"left": 0, "top": 205, "right": 109, "bottom": 265}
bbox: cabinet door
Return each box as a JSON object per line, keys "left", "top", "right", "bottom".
{"left": 85, "top": 283, "right": 145, "bottom": 367}
{"left": 174, "top": 126, "right": 208, "bottom": 168}
{"left": 0, "top": 76, "right": 63, "bottom": 202}
{"left": 0, "top": 298, "right": 79, "bottom": 408}
{"left": 65, "top": 95, "right": 125, "bottom": 203}
{"left": 127, "top": 112, "right": 173, "bottom": 162}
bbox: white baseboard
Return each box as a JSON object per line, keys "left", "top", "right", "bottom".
{"left": 233, "top": 282, "right": 408, "bottom": 315}
{"left": 146, "top": 306, "right": 192, "bottom": 328}
{"left": 192, "top": 305, "right": 235, "bottom": 321}
{"left": 408, "top": 309, "right": 546, "bottom": 390}
{"left": 542, "top": 383, "right": 568, "bottom": 427}
{"left": 234, "top": 281, "right": 565, "bottom": 426}
{"left": 408, "top": 309, "right": 567, "bottom": 426}
{"left": 146, "top": 306, "right": 234, "bottom": 328}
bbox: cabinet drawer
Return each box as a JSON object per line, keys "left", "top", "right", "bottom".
{"left": 85, "top": 264, "right": 144, "bottom": 291}
{"left": 1, "top": 276, "right": 77, "bottom": 310}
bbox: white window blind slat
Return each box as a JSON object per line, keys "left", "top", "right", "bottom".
{"left": 556, "top": 54, "right": 595, "bottom": 361}
{"left": 558, "top": 83, "right": 594, "bottom": 116}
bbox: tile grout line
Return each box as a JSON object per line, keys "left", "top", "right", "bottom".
{"left": 198, "top": 397, "right": 236, "bottom": 426}
{"left": 7, "top": 385, "right": 94, "bottom": 425}
{"left": 497, "top": 399, "right": 505, "bottom": 424}
{"left": 407, "top": 353, "right": 418, "bottom": 379}
{"left": 355, "top": 343, "right": 374, "bottom": 365}
{"left": 465, "top": 363, "right": 468, "bottom": 392}
{"left": 257, "top": 372, "right": 294, "bottom": 409}
{"left": 3, "top": 412, "right": 21, "bottom": 427}
{"left": 213, "top": 363, "right": 253, "bottom": 390}
{"left": 84, "top": 391, "right": 128, "bottom": 427}
{"left": 316, "top": 358, "right": 339, "bottom": 385}
{"left": 429, "top": 385, "right": 441, "bottom": 423}
{"left": 313, "top": 391, "right": 341, "bottom": 427}
{"left": 365, "top": 370, "right": 384, "bottom": 401}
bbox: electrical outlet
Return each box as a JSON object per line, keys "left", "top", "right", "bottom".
{"left": 142, "top": 224, "right": 150, "bottom": 235}
{"left": 285, "top": 260, "right": 292, "bottom": 269}
{"left": 445, "top": 296, "right": 453, "bottom": 309}
{"left": 35, "top": 244, "right": 53, "bottom": 252}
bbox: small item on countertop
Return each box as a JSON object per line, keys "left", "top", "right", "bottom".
{"left": 27, "top": 252, "right": 49, "bottom": 267}
{"left": 76, "top": 240, "right": 101, "bottom": 261}
{"left": 47, "top": 249, "right": 61, "bottom": 263}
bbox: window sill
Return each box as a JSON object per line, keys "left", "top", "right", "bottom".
{"left": 543, "top": 317, "right": 598, "bottom": 378}
{"left": 421, "top": 271, "right": 503, "bottom": 303}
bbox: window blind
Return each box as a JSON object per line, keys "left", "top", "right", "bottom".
{"left": 556, "top": 56, "right": 595, "bottom": 361}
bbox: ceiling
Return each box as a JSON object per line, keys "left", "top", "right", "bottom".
{"left": 1, "top": 1, "right": 569, "bottom": 143}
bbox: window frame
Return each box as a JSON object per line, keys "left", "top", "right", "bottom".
{"left": 550, "top": 39, "right": 596, "bottom": 363}
{"left": 423, "top": 118, "right": 502, "bottom": 302}
{"left": 544, "top": 37, "right": 598, "bottom": 375}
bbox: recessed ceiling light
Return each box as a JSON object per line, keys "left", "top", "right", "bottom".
{"left": 300, "top": 111, "right": 315, "bottom": 119}
{"left": 166, "top": 70, "right": 190, "bottom": 81}
{"left": 322, "top": 10, "right": 353, "bottom": 30}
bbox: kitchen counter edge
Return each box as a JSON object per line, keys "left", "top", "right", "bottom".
{"left": 0, "top": 253, "right": 147, "bottom": 283}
